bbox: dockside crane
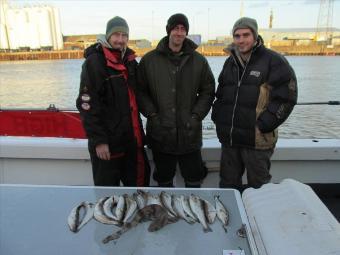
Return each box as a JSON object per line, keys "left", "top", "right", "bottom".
{"left": 269, "top": 8, "right": 273, "bottom": 29}
{"left": 240, "top": 0, "right": 244, "bottom": 17}
{"left": 315, "top": 0, "right": 334, "bottom": 44}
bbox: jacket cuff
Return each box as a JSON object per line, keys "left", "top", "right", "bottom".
{"left": 256, "top": 119, "right": 273, "bottom": 133}
{"left": 92, "top": 137, "right": 109, "bottom": 148}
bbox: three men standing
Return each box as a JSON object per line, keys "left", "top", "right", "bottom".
{"left": 212, "top": 17, "right": 297, "bottom": 189}
{"left": 137, "top": 14, "right": 215, "bottom": 188}
{"left": 77, "top": 14, "right": 296, "bottom": 190}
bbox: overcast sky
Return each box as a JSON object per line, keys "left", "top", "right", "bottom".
{"left": 7, "top": 0, "right": 340, "bottom": 41}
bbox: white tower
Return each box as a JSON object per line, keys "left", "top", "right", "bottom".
{"left": 0, "top": 0, "right": 10, "bottom": 49}
{"left": 0, "top": 1, "right": 63, "bottom": 51}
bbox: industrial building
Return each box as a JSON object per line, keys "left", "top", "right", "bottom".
{"left": 260, "top": 28, "right": 340, "bottom": 46}
{"left": 0, "top": 0, "right": 63, "bottom": 51}
{"left": 128, "top": 39, "right": 152, "bottom": 49}
{"left": 203, "top": 28, "right": 340, "bottom": 47}
{"left": 187, "top": 34, "right": 202, "bottom": 45}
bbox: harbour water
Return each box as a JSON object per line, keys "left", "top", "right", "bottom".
{"left": 0, "top": 56, "right": 339, "bottom": 139}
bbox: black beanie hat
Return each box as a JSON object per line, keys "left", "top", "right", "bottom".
{"left": 166, "top": 13, "right": 189, "bottom": 35}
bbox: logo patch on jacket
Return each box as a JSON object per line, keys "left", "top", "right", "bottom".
{"left": 81, "top": 93, "right": 91, "bottom": 102}
{"left": 81, "top": 103, "right": 90, "bottom": 110}
{"left": 250, "top": 70, "right": 261, "bottom": 77}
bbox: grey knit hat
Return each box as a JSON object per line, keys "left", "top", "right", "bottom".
{"left": 232, "top": 17, "right": 258, "bottom": 39}
{"left": 105, "top": 16, "right": 129, "bottom": 40}
{"left": 166, "top": 13, "right": 189, "bottom": 35}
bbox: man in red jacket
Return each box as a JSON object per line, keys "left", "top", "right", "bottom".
{"left": 76, "top": 16, "right": 150, "bottom": 186}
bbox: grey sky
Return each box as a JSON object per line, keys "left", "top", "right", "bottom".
{"left": 8, "top": 0, "right": 340, "bottom": 40}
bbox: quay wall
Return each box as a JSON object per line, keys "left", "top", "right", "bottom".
{"left": 1, "top": 45, "right": 340, "bottom": 61}
{"left": 0, "top": 50, "right": 84, "bottom": 61}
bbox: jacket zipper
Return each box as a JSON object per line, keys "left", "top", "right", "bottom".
{"left": 229, "top": 52, "right": 252, "bottom": 146}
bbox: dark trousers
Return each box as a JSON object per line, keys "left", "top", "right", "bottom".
{"left": 152, "top": 149, "right": 207, "bottom": 187}
{"left": 90, "top": 147, "right": 150, "bottom": 187}
{"left": 219, "top": 146, "right": 274, "bottom": 189}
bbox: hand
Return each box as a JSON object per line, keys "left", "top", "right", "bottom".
{"left": 95, "top": 144, "right": 110, "bottom": 160}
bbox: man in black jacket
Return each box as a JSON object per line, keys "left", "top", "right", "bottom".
{"left": 212, "top": 17, "right": 297, "bottom": 189}
{"left": 137, "top": 14, "right": 215, "bottom": 188}
{"left": 76, "top": 16, "right": 150, "bottom": 186}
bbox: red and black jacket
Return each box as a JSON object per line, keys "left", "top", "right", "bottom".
{"left": 76, "top": 43, "right": 145, "bottom": 154}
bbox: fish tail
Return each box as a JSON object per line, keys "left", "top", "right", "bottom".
{"left": 184, "top": 218, "right": 195, "bottom": 224}
{"left": 223, "top": 225, "right": 228, "bottom": 233}
{"left": 102, "top": 225, "right": 130, "bottom": 243}
{"left": 168, "top": 216, "right": 179, "bottom": 224}
{"left": 69, "top": 225, "right": 78, "bottom": 233}
{"left": 203, "top": 225, "right": 213, "bottom": 233}
{"left": 102, "top": 233, "right": 120, "bottom": 243}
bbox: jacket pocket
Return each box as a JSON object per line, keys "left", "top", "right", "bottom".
{"left": 211, "top": 100, "right": 232, "bottom": 125}
{"left": 255, "top": 126, "right": 278, "bottom": 149}
{"left": 146, "top": 116, "right": 165, "bottom": 142}
{"left": 215, "top": 124, "right": 230, "bottom": 145}
{"left": 107, "top": 117, "right": 130, "bottom": 153}
{"left": 185, "top": 117, "right": 202, "bottom": 145}
{"left": 211, "top": 100, "right": 221, "bottom": 122}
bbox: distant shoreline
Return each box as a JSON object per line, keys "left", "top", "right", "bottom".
{"left": 1, "top": 46, "right": 340, "bottom": 61}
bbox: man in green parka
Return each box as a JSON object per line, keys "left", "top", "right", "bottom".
{"left": 137, "top": 13, "right": 215, "bottom": 188}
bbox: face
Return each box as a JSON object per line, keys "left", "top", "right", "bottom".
{"left": 169, "top": 24, "right": 187, "bottom": 47}
{"left": 233, "top": 28, "right": 256, "bottom": 54}
{"left": 108, "top": 32, "right": 128, "bottom": 50}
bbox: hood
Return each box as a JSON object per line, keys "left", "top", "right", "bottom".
{"left": 97, "top": 34, "right": 113, "bottom": 49}
{"left": 83, "top": 43, "right": 102, "bottom": 59}
{"left": 156, "top": 36, "right": 198, "bottom": 55}
{"left": 83, "top": 34, "right": 111, "bottom": 59}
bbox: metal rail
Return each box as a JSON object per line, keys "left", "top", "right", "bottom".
{"left": 296, "top": 101, "right": 339, "bottom": 105}
{"left": 1, "top": 101, "right": 339, "bottom": 112}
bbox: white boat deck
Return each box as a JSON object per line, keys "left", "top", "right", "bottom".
{"left": 0, "top": 137, "right": 339, "bottom": 186}
{"left": 1, "top": 180, "right": 339, "bottom": 255}
{"left": 1, "top": 136, "right": 339, "bottom": 254}
{"left": 0, "top": 185, "right": 257, "bottom": 255}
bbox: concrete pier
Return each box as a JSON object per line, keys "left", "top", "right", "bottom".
{"left": 0, "top": 45, "right": 340, "bottom": 61}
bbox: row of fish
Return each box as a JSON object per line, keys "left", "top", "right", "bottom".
{"left": 67, "top": 190, "right": 230, "bottom": 243}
